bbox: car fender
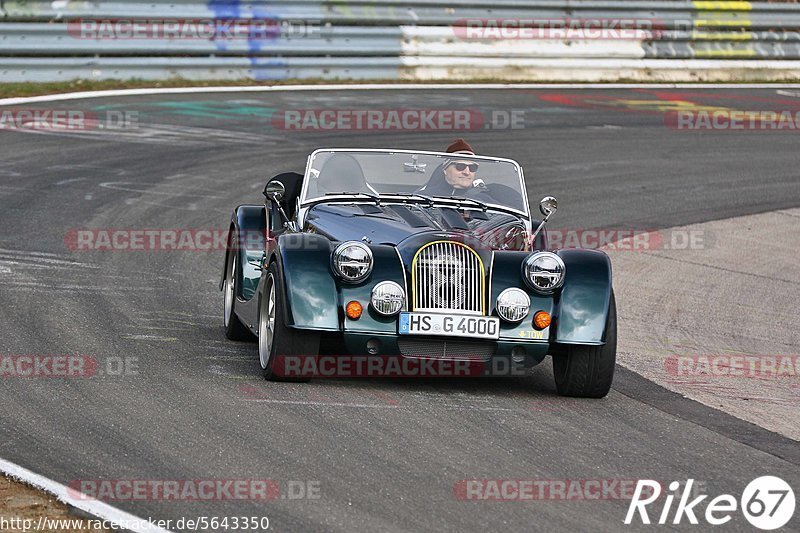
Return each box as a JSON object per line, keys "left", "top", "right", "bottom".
{"left": 219, "top": 205, "right": 267, "bottom": 301}
{"left": 271, "top": 239, "right": 407, "bottom": 333}
{"left": 271, "top": 233, "right": 339, "bottom": 331}
{"left": 554, "top": 248, "right": 613, "bottom": 345}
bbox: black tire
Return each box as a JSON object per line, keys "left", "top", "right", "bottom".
{"left": 223, "top": 242, "right": 254, "bottom": 341}
{"left": 553, "top": 290, "right": 617, "bottom": 398}
{"left": 259, "top": 262, "right": 319, "bottom": 382}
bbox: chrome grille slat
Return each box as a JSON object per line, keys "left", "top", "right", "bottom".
{"left": 412, "top": 241, "right": 483, "bottom": 315}
{"left": 447, "top": 242, "right": 453, "bottom": 310}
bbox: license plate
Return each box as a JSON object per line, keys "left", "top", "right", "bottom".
{"left": 399, "top": 312, "right": 500, "bottom": 340}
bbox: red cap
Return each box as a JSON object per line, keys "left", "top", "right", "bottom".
{"left": 446, "top": 138, "right": 475, "bottom": 155}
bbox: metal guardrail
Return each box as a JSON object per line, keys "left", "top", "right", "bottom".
{"left": 3, "top": 1, "right": 800, "bottom": 81}
{"left": 0, "top": 57, "right": 405, "bottom": 82}
{"left": 0, "top": 24, "right": 404, "bottom": 56}
{"left": 4, "top": 23, "right": 800, "bottom": 60}
{"left": 5, "top": 1, "right": 800, "bottom": 24}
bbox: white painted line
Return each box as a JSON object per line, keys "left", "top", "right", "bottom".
{"left": 243, "top": 398, "right": 523, "bottom": 411}
{"left": 0, "top": 457, "right": 174, "bottom": 533}
{"left": 1, "top": 83, "right": 800, "bottom": 106}
{"left": 121, "top": 334, "right": 177, "bottom": 341}
{"left": 245, "top": 398, "right": 400, "bottom": 408}
{"left": 55, "top": 177, "right": 86, "bottom": 185}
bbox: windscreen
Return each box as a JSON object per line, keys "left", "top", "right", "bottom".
{"left": 302, "top": 150, "right": 527, "bottom": 214}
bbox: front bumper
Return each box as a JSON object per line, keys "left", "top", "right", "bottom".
{"left": 342, "top": 332, "right": 549, "bottom": 367}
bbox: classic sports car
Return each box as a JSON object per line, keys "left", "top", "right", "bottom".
{"left": 221, "top": 149, "right": 616, "bottom": 397}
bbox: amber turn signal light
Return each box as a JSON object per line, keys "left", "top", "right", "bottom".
{"left": 533, "top": 311, "right": 551, "bottom": 330}
{"left": 346, "top": 301, "right": 363, "bottom": 320}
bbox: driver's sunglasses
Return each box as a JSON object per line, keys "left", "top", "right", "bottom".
{"left": 452, "top": 162, "right": 479, "bottom": 172}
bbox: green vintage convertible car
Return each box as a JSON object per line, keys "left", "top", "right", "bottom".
{"left": 221, "top": 149, "right": 616, "bottom": 397}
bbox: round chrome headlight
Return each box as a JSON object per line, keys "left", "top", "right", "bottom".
{"left": 522, "top": 252, "right": 565, "bottom": 293}
{"left": 370, "top": 281, "right": 405, "bottom": 316}
{"left": 496, "top": 288, "right": 530, "bottom": 322}
{"left": 332, "top": 241, "right": 373, "bottom": 283}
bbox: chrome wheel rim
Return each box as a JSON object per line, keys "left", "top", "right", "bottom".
{"left": 259, "top": 275, "right": 276, "bottom": 370}
{"left": 223, "top": 254, "right": 236, "bottom": 327}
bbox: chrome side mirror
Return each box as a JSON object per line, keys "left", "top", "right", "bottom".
{"left": 539, "top": 196, "right": 558, "bottom": 217}
{"left": 263, "top": 179, "right": 286, "bottom": 202}
{"left": 530, "top": 196, "right": 558, "bottom": 246}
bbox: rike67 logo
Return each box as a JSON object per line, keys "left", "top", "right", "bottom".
{"left": 625, "top": 477, "right": 795, "bottom": 530}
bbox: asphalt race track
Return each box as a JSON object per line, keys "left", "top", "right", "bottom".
{"left": 1, "top": 88, "right": 799, "bottom": 532}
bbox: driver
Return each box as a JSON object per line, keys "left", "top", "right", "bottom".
{"left": 416, "top": 139, "right": 489, "bottom": 198}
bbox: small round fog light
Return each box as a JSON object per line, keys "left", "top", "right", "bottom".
{"left": 496, "top": 288, "right": 530, "bottom": 322}
{"left": 370, "top": 281, "right": 405, "bottom": 316}
{"left": 367, "top": 338, "right": 381, "bottom": 355}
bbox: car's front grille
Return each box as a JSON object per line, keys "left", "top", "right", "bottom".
{"left": 398, "top": 337, "right": 495, "bottom": 361}
{"left": 411, "top": 241, "right": 484, "bottom": 315}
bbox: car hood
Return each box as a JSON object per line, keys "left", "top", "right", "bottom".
{"left": 304, "top": 202, "right": 526, "bottom": 249}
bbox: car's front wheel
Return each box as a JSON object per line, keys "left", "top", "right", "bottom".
{"left": 223, "top": 247, "right": 253, "bottom": 341}
{"left": 259, "top": 262, "right": 318, "bottom": 381}
{"left": 553, "top": 290, "right": 617, "bottom": 398}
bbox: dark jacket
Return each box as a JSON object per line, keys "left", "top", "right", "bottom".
{"left": 417, "top": 164, "right": 468, "bottom": 197}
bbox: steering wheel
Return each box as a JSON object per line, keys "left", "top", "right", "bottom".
{"left": 463, "top": 184, "right": 496, "bottom": 203}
